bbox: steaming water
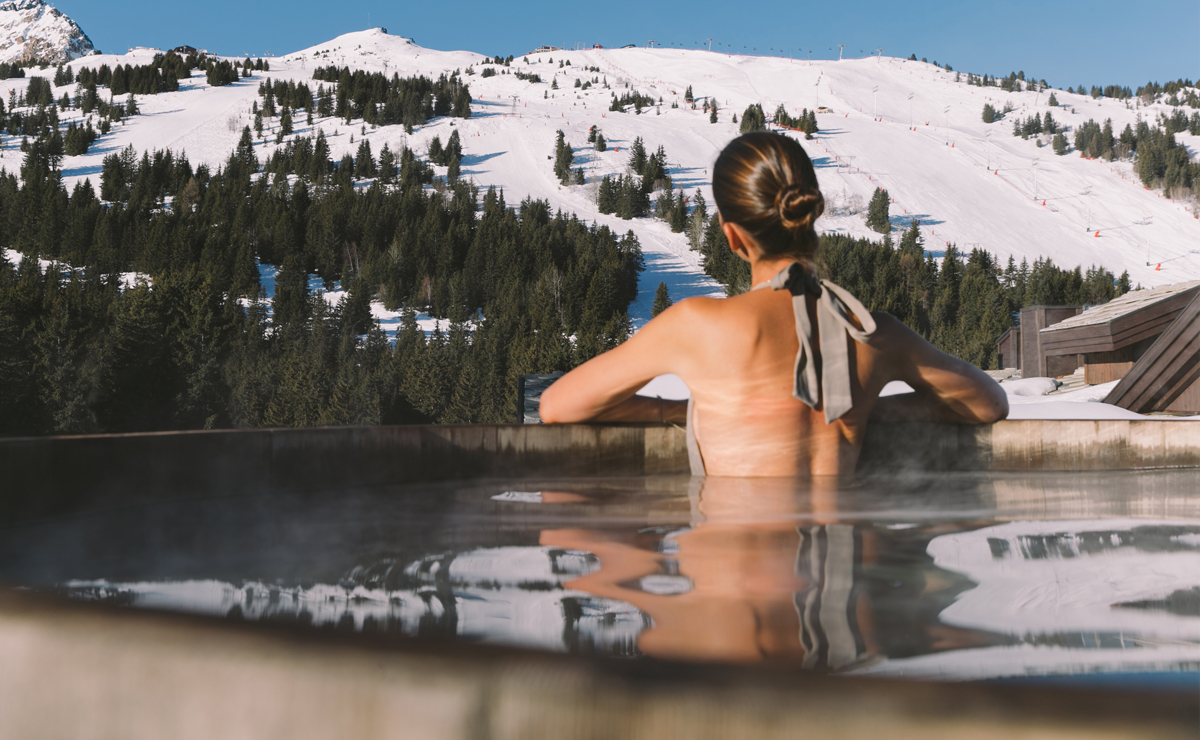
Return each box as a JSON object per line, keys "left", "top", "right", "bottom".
{"left": 3, "top": 470, "right": 1200, "bottom": 688}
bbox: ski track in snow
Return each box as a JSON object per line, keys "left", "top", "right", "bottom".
{"left": 2, "top": 30, "right": 1199, "bottom": 414}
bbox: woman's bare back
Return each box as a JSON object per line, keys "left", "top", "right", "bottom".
{"left": 540, "top": 261, "right": 1007, "bottom": 478}
{"left": 680, "top": 287, "right": 886, "bottom": 476}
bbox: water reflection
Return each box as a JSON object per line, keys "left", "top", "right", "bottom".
{"left": 8, "top": 472, "right": 1200, "bottom": 683}
{"left": 541, "top": 478, "right": 989, "bottom": 668}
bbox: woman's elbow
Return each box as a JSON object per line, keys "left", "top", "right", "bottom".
{"left": 977, "top": 388, "right": 1009, "bottom": 424}
{"left": 539, "top": 388, "right": 565, "bottom": 423}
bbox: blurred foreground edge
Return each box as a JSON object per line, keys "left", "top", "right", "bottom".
{"left": 0, "top": 587, "right": 1194, "bottom": 740}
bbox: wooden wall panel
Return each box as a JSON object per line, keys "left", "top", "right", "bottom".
{"left": 1166, "top": 377, "right": 1200, "bottom": 413}
{"left": 1085, "top": 362, "right": 1134, "bottom": 384}
{"left": 1107, "top": 293, "right": 1200, "bottom": 413}
{"left": 996, "top": 328, "right": 1020, "bottom": 370}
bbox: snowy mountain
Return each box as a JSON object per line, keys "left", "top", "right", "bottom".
{"left": 2, "top": 28, "right": 1198, "bottom": 324}
{"left": 0, "top": 0, "right": 93, "bottom": 65}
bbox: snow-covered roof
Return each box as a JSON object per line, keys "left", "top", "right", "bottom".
{"left": 1041, "top": 281, "right": 1200, "bottom": 333}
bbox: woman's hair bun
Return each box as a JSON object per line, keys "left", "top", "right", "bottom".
{"left": 775, "top": 183, "right": 824, "bottom": 231}
{"left": 712, "top": 132, "right": 825, "bottom": 261}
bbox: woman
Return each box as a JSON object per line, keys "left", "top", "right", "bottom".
{"left": 540, "top": 132, "right": 1007, "bottom": 476}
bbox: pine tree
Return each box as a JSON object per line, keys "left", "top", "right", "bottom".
{"left": 553, "top": 129, "right": 574, "bottom": 184}
{"left": 378, "top": 143, "right": 397, "bottom": 184}
{"left": 234, "top": 126, "right": 259, "bottom": 174}
{"left": 866, "top": 187, "right": 891, "bottom": 233}
{"left": 628, "top": 136, "right": 647, "bottom": 175}
{"left": 686, "top": 190, "right": 707, "bottom": 251}
{"left": 445, "top": 129, "right": 462, "bottom": 161}
{"left": 594, "top": 132, "right": 606, "bottom": 151}
{"left": 739, "top": 104, "right": 765, "bottom": 133}
{"left": 651, "top": 282, "right": 673, "bottom": 317}
{"left": 684, "top": 85, "right": 693, "bottom": 103}
{"left": 1052, "top": 132, "right": 1068, "bottom": 155}
{"left": 354, "top": 138, "right": 375, "bottom": 178}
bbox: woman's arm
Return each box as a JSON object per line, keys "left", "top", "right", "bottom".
{"left": 579, "top": 395, "right": 688, "bottom": 423}
{"left": 871, "top": 313, "right": 1009, "bottom": 424}
{"left": 540, "top": 299, "right": 699, "bottom": 424}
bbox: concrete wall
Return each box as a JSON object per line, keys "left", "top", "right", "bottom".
{"left": 0, "top": 424, "right": 688, "bottom": 523}
{"left": 5, "top": 420, "right": 1200, "bottom": 523}
{"left": 0, "top": 589, "right": 1192, "bottom": 740}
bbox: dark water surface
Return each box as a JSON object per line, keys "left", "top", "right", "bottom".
{"left": 3, "top": 470, "right": 1200, "bottom": 687}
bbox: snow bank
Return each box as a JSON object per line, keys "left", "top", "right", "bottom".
{"left": 1000, "top": 377, "right": 1059, "bottom": 396}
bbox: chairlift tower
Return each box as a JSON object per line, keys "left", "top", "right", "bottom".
{"left": 907, "top": 93, "right": 914, "bottom": 128}
{"left": 706, "top": 38, "right": 714, "bottom": 51}
{"left": 944, "top": 105, "right": 950, "bottom": 144}
{"left": 510, "top": 95, "right": 520, "bottom": 115}
{"left": 872, "top": 86, "right": 878, "bottom": 118}
{"left": 875, "top": 48, "right": 883, "bottom": 63}
{"left": 1141, "top": 215, "right": 1153, "bottom": 264}
{"left": 837, "top": 44, "right": 845, "bottom": 61}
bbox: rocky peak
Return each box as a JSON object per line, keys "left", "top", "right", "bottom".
{"left": 0, "top": 0, "right": 95, "bottom": 65}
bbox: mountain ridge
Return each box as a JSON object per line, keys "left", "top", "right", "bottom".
{"left": 1, "top": 29, "right": 1197, "bottom": 324}
{"left": 0, "top": 0, "right": 94, "bottom": 64}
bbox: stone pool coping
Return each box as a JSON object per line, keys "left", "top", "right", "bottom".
{"left": 4, "top": 420, "right": 1200, "bottom": 514}
{"left": 0, "top": 588, "right": 1193, "bottom": 740}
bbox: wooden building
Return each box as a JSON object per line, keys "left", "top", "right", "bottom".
{"left": 1105, "top": 289, "right": 1200, "bottom": 413}
{"left": 1038, "top": 282, "right": 1200, "bottom": 385}
{"left": 996, "top": 327, "right": 1021, "bottom": 370}
{"left": 1019, "top": 306, "right": 1083, "bottom": 378}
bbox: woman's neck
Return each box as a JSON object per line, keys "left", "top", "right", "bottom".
{"left": 749, "top": 255, "right": 805, "bottom": 288}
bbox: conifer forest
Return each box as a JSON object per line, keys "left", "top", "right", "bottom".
{"left": 0, "top": 49, "right": 1172, "bottom": 440}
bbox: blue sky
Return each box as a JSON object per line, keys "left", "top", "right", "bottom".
{"left": 57, "top": 0, "right": 1196, "bottom": 88}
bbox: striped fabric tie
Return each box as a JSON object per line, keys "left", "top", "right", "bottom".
{"left": 756, "top": 262, "right": 878, "bottom": 424}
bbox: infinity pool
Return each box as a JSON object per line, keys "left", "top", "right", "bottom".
{"left": 4, "top": 470, "right": 1199, "bottom": 688}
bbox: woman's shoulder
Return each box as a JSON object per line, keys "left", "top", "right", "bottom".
{"left": 640, "top": 295, "right": 743, "bottom": 348}
{"left": 867, "top": 311, "right": 916, "bottom": 342}
{"left": 862, "top": 311, "right": 927, "bottom": 360}
{"left": 656, "top": 295, "right": 731, "bottom": 324}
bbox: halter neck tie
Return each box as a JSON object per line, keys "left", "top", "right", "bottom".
{"left": 753, "top": 262, "right": 877, "bottom": 423}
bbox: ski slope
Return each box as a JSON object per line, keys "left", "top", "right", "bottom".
{"left": 1, "top": 28, "right": 1198, "bottom": 329}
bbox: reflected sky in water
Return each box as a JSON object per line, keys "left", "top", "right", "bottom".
{"left": 3, "top": 471, "right": 1200, "bottom": 685}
